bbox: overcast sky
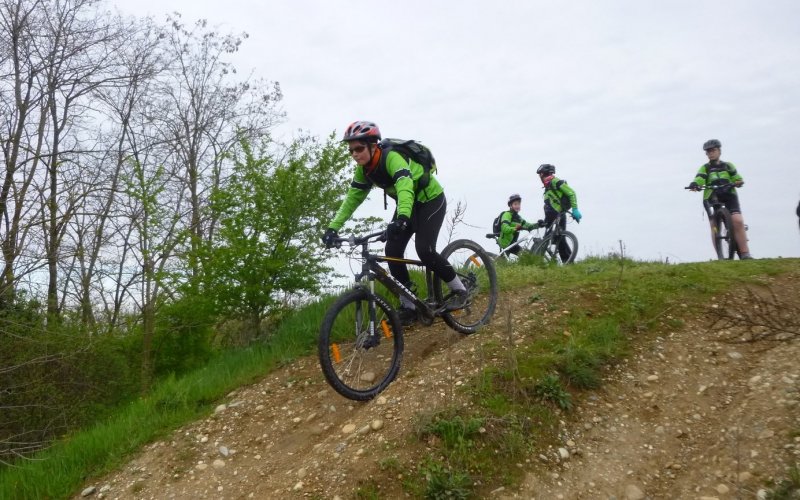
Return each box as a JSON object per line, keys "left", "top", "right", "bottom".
{"left": 114, "top": 0, "right": 800, "bottom": 263}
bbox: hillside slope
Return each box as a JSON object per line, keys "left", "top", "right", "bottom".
{"left": 75, "top": 260, "right": 800, "bottom": 499}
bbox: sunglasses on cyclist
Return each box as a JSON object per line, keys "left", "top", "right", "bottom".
{"left": 349, "top": 145, "right": 367, "bottom": 154}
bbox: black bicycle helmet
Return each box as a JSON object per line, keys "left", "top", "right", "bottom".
{"left": 703, "top": 139, "right": 721, "bottom": 151}
{"left": 537, "top": 164, "right": 556, "bottom": 176}
{"left": 342, "top": 121, "right": 381, "bottom": 142}
{"left": 507, "top": 193, "right": 522, "bottom": 206}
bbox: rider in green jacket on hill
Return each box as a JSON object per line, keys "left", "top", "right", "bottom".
{"left": 497, "top": 194, "right": 543, "bottom": 254}
{"left": 321, "top": 121, "right": 467, "bottom": 326}
{"left": 536, "top": 164, "right": 581, "bottom": 262}
{"left": 688, "top": 139, "right": 752, "bottom": 259}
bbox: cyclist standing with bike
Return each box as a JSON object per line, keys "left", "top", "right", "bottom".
{"left": 688, "top": 139, "right": 753, "bottom": 259}
{"left": 536, "top": 164, "right": 582, "bottom": 262}
{"left": 496, "top": 194, "right": 543, "bottom": 255}
{"left": 321, "top": 121, "right": 467, "bottom": 326}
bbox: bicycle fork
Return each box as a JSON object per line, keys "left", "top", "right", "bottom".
{"left": 355, "top": 281, "right": 382, "bottom": 350}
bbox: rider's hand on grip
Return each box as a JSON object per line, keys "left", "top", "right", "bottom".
{"left": 688, "top": 182, "right": 700, "bottom": 191}
{"left": 322, "top": 228, "right": 338, "bottom": 249}
{"left": 387, "top": 215, "right": 410, "bottom": 240}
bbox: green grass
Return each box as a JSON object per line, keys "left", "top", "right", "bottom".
{"left": 0, "top": 294, "right": 339, "bottom": 500}
{"left": 405, "top": 256, "right": 800, "bottom": 498}
{"left": 766, "top": 464, "right": 800, "bottom": 499}
{"left": 3, "top": 257, "right": 798, "bottom": 499}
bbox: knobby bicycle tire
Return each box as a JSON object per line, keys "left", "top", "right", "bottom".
{"left": 318, "top": 288, "right": 404, "bottom": 401}
{"left": 436, "top": 239, "right": 498, "bottom": 335}
{"left": 712, "top": 208, "right": 736, "bottom": 260}
{"left": 533, "top": 230, "right": 579, "bottom": 264}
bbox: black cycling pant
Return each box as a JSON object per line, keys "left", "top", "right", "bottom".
{"left": 544, "top": 206, "right": 572, "bottom": 262}
{"left": 386, "top": 193, "right": 456, "bottom": 286}
{"left": 704, "top": 191, "right": 741, "bottom": 215}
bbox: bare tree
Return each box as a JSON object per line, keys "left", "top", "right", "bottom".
{"left": 157, "top": 15, "right": 283, "bottom": 283}
{"left": 36, "top": 0, "right": 135, "bottom": 321}
{"left": 65, "top": 19, "right": 165, "bottom": 331}
{"left": 0, "top": 0, "right": 49, "bottom": 308}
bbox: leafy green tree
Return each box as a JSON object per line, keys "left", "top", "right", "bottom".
{"left": 203, "top": 134, "right": 350, "bottom": 340}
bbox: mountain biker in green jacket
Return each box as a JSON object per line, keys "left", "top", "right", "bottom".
{"left": 688, "top": 139, "right": 753, "bottom": 259}
{"left": 497, "top": 194, "right": 543, "bottom": 254}
{"left": 321, "top": 121, "right": 467, "bottom": 326}
{"left": 536, "top": 164, "right": 581, "bottom": 262}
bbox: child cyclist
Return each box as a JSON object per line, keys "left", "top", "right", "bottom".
{"left": 496, "top": 194, "right": 543, "bottom": 255}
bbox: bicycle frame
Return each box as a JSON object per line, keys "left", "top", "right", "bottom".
{"left": 686, "top": 182, "right": 743, "bottom": 260}
{"left": 340, "top": 231, "right": 439, "bottom": 323}
{"left": 489, "top": 232, "right": 542, "bottom": 260}
{"left": 702, "top": 185, "right": 729, "bottom": 220}
{"left": 543, "top": 212, "right": 569, "bottom": 236}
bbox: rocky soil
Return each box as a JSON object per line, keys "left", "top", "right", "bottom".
{"left": 76, "top": 276, "right": 800, "bottom": 500}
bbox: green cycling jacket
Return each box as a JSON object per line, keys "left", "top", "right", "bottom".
{"left": 329, "top": 150, "right": 444, "bottom": 230}
{"left": 692, "top": 161, "right": 743, "bottom": 200}
{"left": 543, "top": 177, "right": 578, "bottom": 213}
{"left": 498, "top": 210, "right": 537, "bottom": 249}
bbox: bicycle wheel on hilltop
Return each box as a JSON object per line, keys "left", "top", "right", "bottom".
{"left": 533, "top": 231, "right": 579, "bottom": 265}
{"left": 318, "top": 288, "right": 404, "bottom": 401}
{"left": 712, "top": 209, "right": 737, "bottom": 260}
{"left": 436, "top": 239, "right": 498, "bottom": 335}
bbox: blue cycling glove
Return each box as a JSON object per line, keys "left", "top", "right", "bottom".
{"left": 572, "top": 208, "right": 582, "bottom": 221}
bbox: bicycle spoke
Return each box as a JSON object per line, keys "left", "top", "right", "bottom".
{"left": 437, "top": 240, "right": 498, "bottom": 335}
{"left": 319, "top": 289, "right": 403, "bottom": 401}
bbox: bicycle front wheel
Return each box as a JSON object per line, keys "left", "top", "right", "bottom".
{"left": 712, "top": 209, "right": 736, "bottom": 260}
{"left": 318, "top": 288, "right": 404, "bottom": 401}
{"left": 533, "top": 231, "right": 579, "bottom": 264}
{"left": 436, "top": 239, "right": 498, "bottom": 335}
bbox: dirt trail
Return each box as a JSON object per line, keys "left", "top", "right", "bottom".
{"left": 77, "top": 276, "right": 800, "bottom": 500}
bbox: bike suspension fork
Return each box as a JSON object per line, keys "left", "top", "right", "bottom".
{"left": 367, "top": 280, "right": 378, "bottom": 337}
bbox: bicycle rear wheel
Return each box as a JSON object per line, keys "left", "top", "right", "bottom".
{"left": 533, "top": 231, "right": 579, "bottom": 264}
{"left": 436, "top": 239, "right": 498, "bottom": 335}
{"left": 318, "top": 288, "right": 404, "bottom": 401}
{"left": 712, "top": 209, "right": 736, "bottom": 260}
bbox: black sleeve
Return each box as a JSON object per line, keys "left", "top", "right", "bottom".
{"left": 796, "top": 200, "right": 800, "bottom": 217}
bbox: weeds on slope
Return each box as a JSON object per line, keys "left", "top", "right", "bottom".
{"left": 396, "top": 257, "right": 799, "bottom": 499}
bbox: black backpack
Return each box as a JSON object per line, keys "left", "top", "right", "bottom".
{"left": 492, "top": 211, "right": 505, "bottom": 235}
{"left": 378, "top": 138, "right": 437, "bottom": 189}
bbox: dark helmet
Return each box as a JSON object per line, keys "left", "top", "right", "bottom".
{"left": 537, "top": 164, "right": 556, "bottom": 176}
{"left": 343, "top": 121, "right": 381, "bottom": 142}
{"left": 703, "top": 139, "right": 721, "bottom": 151}
{"left": 507, "top": 193, "right": 522, "bottom": 206}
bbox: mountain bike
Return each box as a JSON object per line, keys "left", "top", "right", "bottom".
{"left": 685, "top": 182, "right": 743, "bottom": 260}
{"left": 484, "top": 231, "right": 543, "bottom": 261}
{"left": 486, "top": 211, "right": 579, "bottom": 264}
{"left": 318, "top": 230, "right": 498, "bottom": 401}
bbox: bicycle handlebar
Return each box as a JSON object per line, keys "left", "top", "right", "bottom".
{"left": 685, "top": 182, "right": 741, "bottom": 191}
{"left": 330, "top": 230, "right": 387, "bottom": 248}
